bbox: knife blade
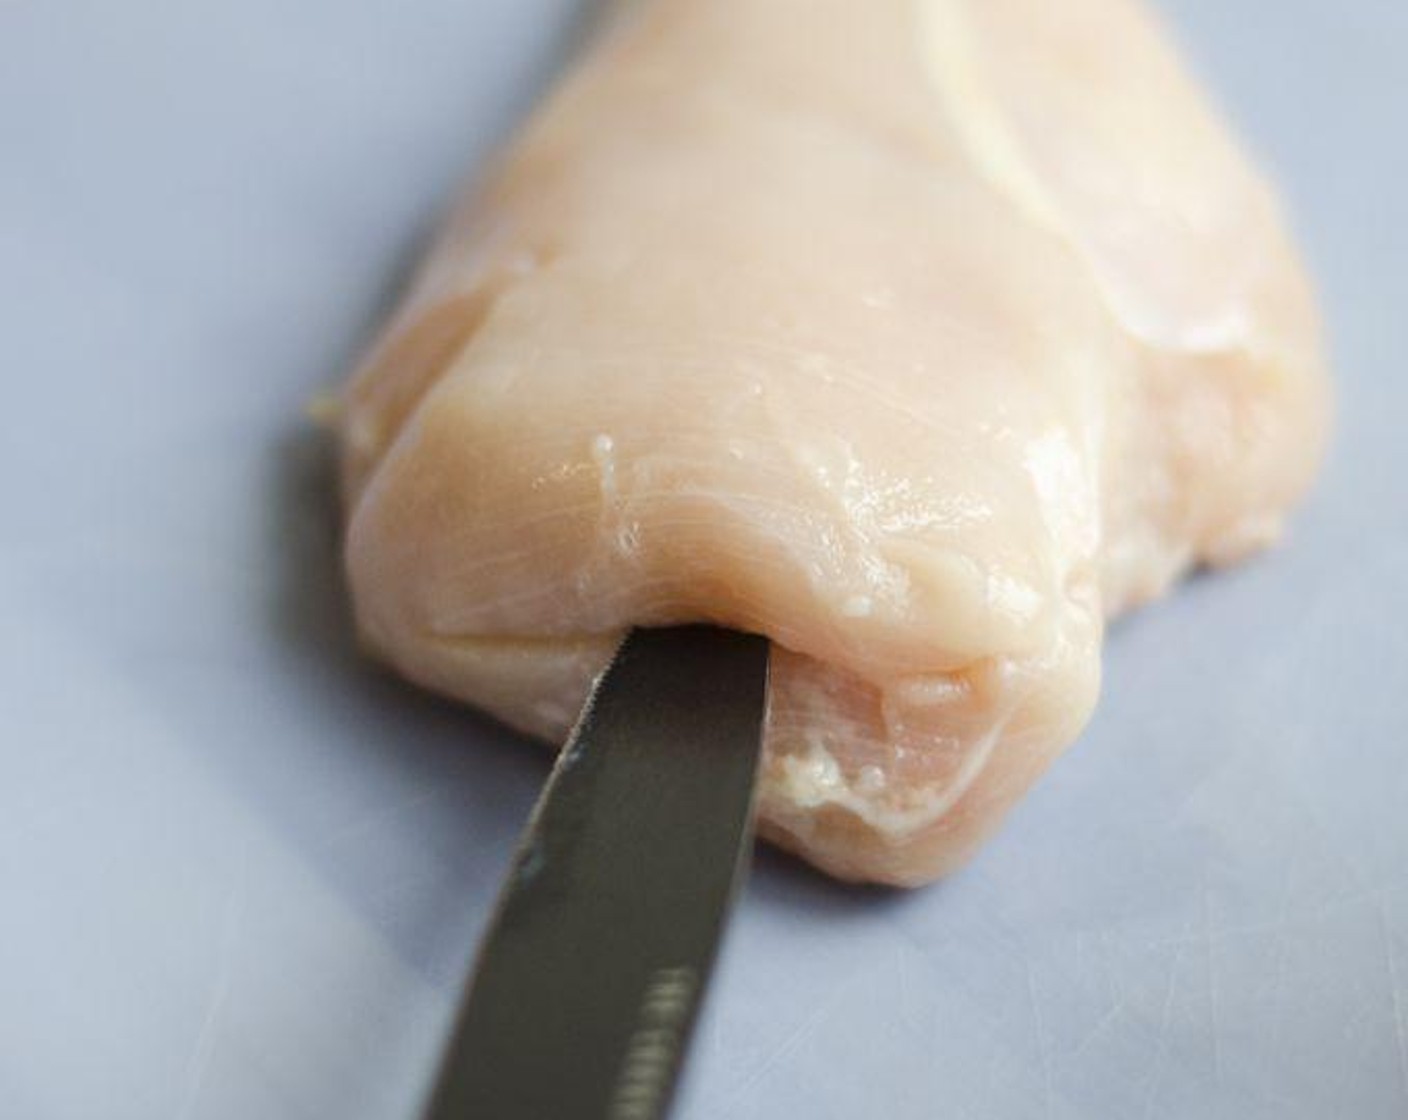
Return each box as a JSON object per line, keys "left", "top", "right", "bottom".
{"left": 422, "top": 625, "right": 771, "bottom": 1120}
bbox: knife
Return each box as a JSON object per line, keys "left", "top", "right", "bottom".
{"left": 422, "top": 625, "right": 771, "bottom": 1120}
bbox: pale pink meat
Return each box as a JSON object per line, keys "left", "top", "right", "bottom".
{"left": 338, "top": 0, "right": 1328, "bottom": 884}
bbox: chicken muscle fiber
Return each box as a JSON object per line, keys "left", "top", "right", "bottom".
{"left": 338, "top": 0, "right": 1328, "bottom": 885}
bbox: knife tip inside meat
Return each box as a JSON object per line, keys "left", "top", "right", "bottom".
{"left": 337, "top": 0, "right": 1329, "bottom": 886}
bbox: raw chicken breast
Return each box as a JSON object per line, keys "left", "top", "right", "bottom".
{"left": 338, "top": 0, "right": 1327, "bottom": 884}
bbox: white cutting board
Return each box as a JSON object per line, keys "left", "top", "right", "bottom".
{"left": 2, "top": 2, "right": 1404, "bottom": 1117}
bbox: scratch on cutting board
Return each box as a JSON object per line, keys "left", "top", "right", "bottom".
{"left": 1377, "top": 898, "right": 1408, "bottom": 1103}
{"left": 976, "top": 1011, "right": 1008, "bottom": 1119}
{"left": 716, "top": 970, "right": 860, "bottom": 1109}
{"left": 176, "top": 846, "right": 248, "bottom": 1120}
{"left": 1065, "top": 928, "right": 1130, "bottom": 1062}
{"left": 1291, "top": 775, "right": 1374, "bottom": 894}
{"left": 1201, "top": 873, "right": 1223, "bottom": 1085}
{"left": 1140, "top": 935, "right": 1189, "bottom": 1120}
{"left": 1067, "top": 992, "right": 1129, "bottom": 1062}
{"left": 893, "top": 939, "right": 932, "bottom": 1043}
{"left": 1140, "top": 876, "right": 1408, "bottom": 947}
{"left": 1324, "top": 981, "right": 1385, "bottom": 1104}
{"left": 1262, "top": 849, "right": 1300, "bottom": 1060}
{"left": 1024, "top": 957, "right": 1054, "bottom": 1119}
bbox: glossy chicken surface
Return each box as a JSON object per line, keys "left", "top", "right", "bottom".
{"left": 338, "top": 0, "right": 1327, "bottom": 884}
